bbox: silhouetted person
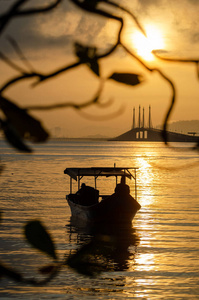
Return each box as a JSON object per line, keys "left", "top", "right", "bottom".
{"left": 115, "top": 175, "right": 130, "bottom": 195}
{"left": 77, "top": 183, "right": 99, "bottom": 206}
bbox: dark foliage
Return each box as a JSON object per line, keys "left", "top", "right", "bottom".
{"left": 0, "top": 0, "right": 199, "bottom": 286}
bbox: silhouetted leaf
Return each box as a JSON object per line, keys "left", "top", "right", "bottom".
{"left": 67, "top": 250, "right": 103, "bottom": 276}
{"left": 74, "top": 43, "right": 100, "bottom": 76}
{"left": 74, "top": 42, "right": 97, "bottom": 59}
{"left": 87, "top": 59, "right": 100, "bottom": 76}
{"left": 0, "top": 96, "right": 49, "bottom": 142}
{"left": 109, "top": 72, "right": 143, "bottom": 86}
{"left": 0, "top": 263, "right": 23, "bottom": 282}
{"left": 74, "top": 42, "right": 86, "bottom": 59}
{"left": 84, "top": 0, "right": 100, "bottom": 8}
{"left": 24, "top": 220, "right": 57, "bottom": 260}
{"left": 67, "top": 236, "right": 116, "bottom": 276}
{"left": 73, "top": 0, "right": 100, "bottom": 10}
{"left": 39, "top": 264, "right": 56, "bottom": 275}
{"left": 1, "top": 120, "right": 32, "bottom": 152}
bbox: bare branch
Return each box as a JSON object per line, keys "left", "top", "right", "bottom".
{"left": 155, "top": 69, "right": 176, "bottom": 144}
{"left": 0, "top": 60, "right": 83, "bottom": 94}
{"left": 0, "top": 0, "right": 198, "bottom": 153}
{"left": 0, "top": 0, "right": 62, "bottom": 34}
{"left": 7, "top": 36, "right": 35, "bottom": 71}
{"left": 0, "top": 51, "right": 26, "bottom": 74}
{"left": 70, "top": 0, "right": 123, "bottom": 22}
{"left": 121, "top": 43, "right": 178, "bottom": 145}
{"left": 17, "top": 0, "right": 62, "bottom": 16}
{"left": 105, "top": 0, "right": 146, "bottom": 36}
{"left": 32, "top": 61, "right": 83, "bottom": 86}
{"left": 153, "top": 50, "right": 199, "bottom": 64}
{"left": 0, "top": 0, "right": 28, "bottom": 34}
{"left": 121, "top": 43, "right": 153, "bottom": 72}
{"left": 0, "top": 73, "right": 34, "bottom": 94}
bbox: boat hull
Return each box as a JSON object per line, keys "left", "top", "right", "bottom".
{"left": 67, "top": 192, "right": 141, "bottom": 224}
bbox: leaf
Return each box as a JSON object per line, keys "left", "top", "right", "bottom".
{"left": 74, "top": 42, "right": 86, "bottom": 59}
{"left": 24, "top": 220, "right": 57, "bottom": 260}
{"left": 74, "top": 43, "right": 99, "bottom": 76}
{"left": 1, "top": 120, "right": 32, "bottom": 152}
{"left": 0, "top": 263, "right": 23, "bottom": 282}
{"left": 87, "top": 59, "right": 100, "bottom": 76}
{"left": 74, "top": 42, "right": 97, "bottom": 59}
{"left": 83, "top": 0, "right": 99, "bottom": 8}
{"left": 67, "top": 236, "right": 115, "bottom": 276}
{"left": 38, "top": 264, "right": 56, "bottom": 275}
{"left": 0, "top": 96, "right": 49, "bottom": 142}
{"left": 73, "top": 0, "right": 100, "bottom": 10}
{"left": 109, "top": 72, "right": 143, "bottom": 86}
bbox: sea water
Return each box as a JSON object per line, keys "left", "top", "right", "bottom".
{"left": 0, "top": 139, "right": 199, "bottom": 299}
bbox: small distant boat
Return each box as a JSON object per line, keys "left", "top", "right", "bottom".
{"left": 64, "top": 167, "right": 141, "bottom": 224}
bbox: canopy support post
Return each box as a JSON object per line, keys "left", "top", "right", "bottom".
{"left": 95, "top": 176, "right": 97, "bottom": 189}
{"left": 70, "top": 177, "right": 72, "bottom": 194}
{"left": 78, "top": 176, "right": 80, "bottom": 190}
{"left": 135, "top": 169, "right": 137, "bottom": 200}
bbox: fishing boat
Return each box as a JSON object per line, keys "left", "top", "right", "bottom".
{"left": 64, "top": 167, "right": 141, "bottom": 224}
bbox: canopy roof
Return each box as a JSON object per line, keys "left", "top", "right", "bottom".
{"left": 64, "top": 167, "right": 138, "bottom": 181}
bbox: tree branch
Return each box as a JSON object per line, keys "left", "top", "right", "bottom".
{"left": 0, "top": 0, "right": 63, "bottom": 34}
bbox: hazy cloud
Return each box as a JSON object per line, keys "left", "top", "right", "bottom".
{"left": 0, "top": 0, "right": 110, "bottom": 56}
{"left": 128, "top": 0, "right": 199, "bottom": 55}
{"left": 0, "top": 0, "right": 199, "bottom": 57}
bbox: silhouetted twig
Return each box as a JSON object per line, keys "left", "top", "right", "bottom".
{"left": 0, "top": 0, "right": 199, "bottom": 150}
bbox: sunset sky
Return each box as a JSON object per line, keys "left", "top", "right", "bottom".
{"left": 0, "top": 0, "right": 199, "bottom": 138}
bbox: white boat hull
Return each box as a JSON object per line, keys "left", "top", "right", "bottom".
{"left": 67, "top": 192, "right": 141, "bottom": 224}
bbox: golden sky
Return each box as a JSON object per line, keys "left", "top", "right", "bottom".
{"left": 0, "top": 0, "right": 199, "bottom": 138}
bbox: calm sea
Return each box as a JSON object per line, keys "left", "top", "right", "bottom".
{"left": 0, "top": 139, "right": 199, "bottom": 299}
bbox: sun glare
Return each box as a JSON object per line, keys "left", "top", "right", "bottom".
{"left": 131, "top": 25, "right": 164, "bottom": 61}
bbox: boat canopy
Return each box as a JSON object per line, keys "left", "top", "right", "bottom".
{"left": 64, "top": 167, "right": 138, "bottom": 181}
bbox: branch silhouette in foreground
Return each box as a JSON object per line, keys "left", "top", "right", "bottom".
{"left": 0, "top": 0, "right": 199, "bottom": 285}
{"left": 0, "top": 0, "right": 198, "bottom": 152}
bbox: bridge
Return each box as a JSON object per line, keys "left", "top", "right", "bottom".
{"left": 111, "top": 106, "right": 199, "bottom": 142}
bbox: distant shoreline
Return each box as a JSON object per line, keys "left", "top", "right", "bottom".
{"left": 49, "top": 137, "right": 109, "bottom": 141}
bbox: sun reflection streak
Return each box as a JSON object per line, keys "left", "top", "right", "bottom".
{"left": 129, "top": 154, "right": 157, "bottom": 279}
{"left": 135, "top": 252, "right": 155, "bottom": 272}
{"left": 136, "top": 157, "right": 155, "bottom": 208}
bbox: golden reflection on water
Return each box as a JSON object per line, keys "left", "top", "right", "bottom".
{"left": 135, "top": 156, "right": 155, "bottom": 208}
{"left": 135, "top": 252, "right": 155, "bottom": 271}
{"left": 130, "top": 153, "right": 158, "bottom": 282}
{"left": 1, "top": 141, "right": 199, "bottom": 299}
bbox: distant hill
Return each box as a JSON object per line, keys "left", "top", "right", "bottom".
{"left": 157, "top": 120, "right": 199, "bottom": 135}
{"left": 82, "top": 134, "right": 109, "bottom": 139}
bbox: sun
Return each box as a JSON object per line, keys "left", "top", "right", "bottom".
{"left": 130, "top": 25, "right": 164, "bottom": 61}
